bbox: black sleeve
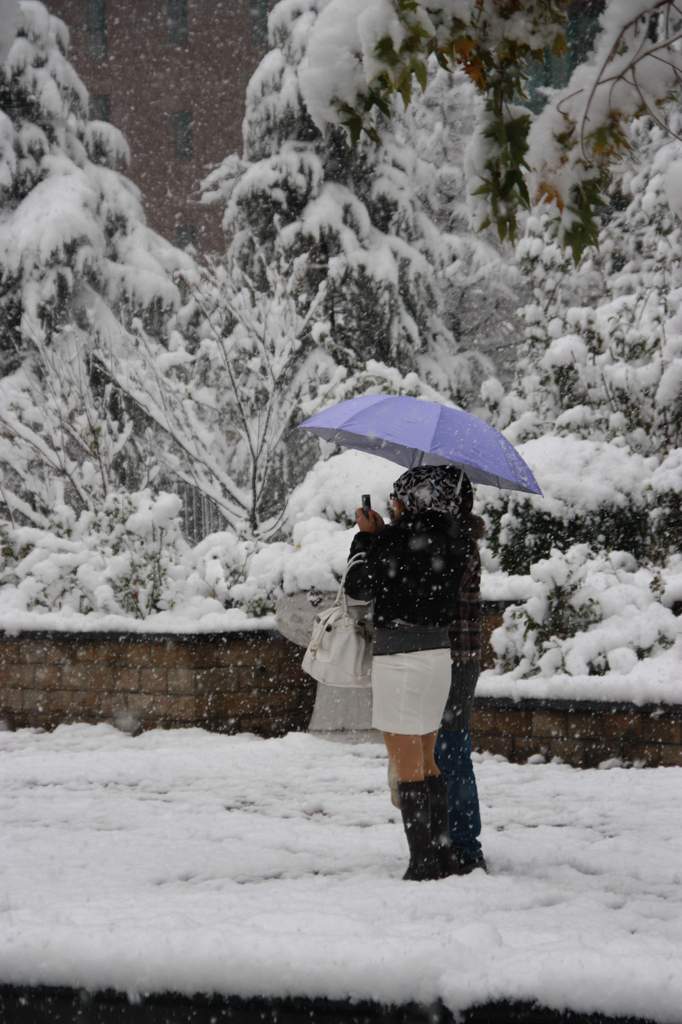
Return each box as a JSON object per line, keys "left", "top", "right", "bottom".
{"left": 344, "top": 530, "right": 391, "bottom": 601}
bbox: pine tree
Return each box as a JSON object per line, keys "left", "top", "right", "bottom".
{"left": 0, "top": 2, "right": 193, "bottom": 523}
{"left": 400, "top": 62, "right": 524, "bottom": 379}
{"left": 0, "top": 1, "right": 189, "bottom": 373}
{"left": 500, "top": 116, "right": 682, "bottom": 460}
{"left": 202, "top": 0, "right": 489, "bottom": 406}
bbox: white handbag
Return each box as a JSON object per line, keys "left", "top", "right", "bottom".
{"left": 301, "top": 555, "right": 372, "bottom": 688}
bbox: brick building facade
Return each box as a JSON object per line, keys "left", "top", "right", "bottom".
{"left": 47, "top": 0, "right": 272, "bottom": 252}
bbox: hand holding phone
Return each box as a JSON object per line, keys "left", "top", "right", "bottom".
{"left": 356, "top": 495, "right": 384, "bottom": 533}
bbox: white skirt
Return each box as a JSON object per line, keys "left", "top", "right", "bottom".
{"left": 371, "top": 648, "right": 452, "bottom": 735}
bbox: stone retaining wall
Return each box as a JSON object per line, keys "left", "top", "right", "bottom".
{"left": 1, "top": 630, "right": 681, "bottom": 767}
{"left": 471, "top": 698, "right": 682, "bottom": 767}
{"left": 0, "top": 631, "right": 316, "bottom": 736}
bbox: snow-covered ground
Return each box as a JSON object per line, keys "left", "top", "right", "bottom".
{"left": 1, "top": 726, "right": 681, "bottom": 1020}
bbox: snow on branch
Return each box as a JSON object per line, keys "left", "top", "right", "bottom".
{"left": 529, "top": 0, "right": 682, "bottom": 257}
{"left": 301, "top": 0, "right": 682, "bottom": 259}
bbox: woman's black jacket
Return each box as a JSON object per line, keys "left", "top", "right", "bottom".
{"left": 344, "top": 510, "right": 470, "bottom": 628}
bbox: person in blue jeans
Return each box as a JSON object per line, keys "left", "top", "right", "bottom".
{"left": 435, "top": 475, "right": 487, "bottom": 873}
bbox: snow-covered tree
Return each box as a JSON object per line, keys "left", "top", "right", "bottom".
{"left": 401, "top": 61, "right": 524, "bottom": 375}
{"left": 300, "top": 0, "right": 682, "bottom": 260}
{"left": 203, "top": 0, "right": 494, "bottom": 406}
{"left": 107, "top": 242, "right": 466, "bottom": 537}
{"left": 483, "top": 115, "right": 682, "bottom": 569}
{"left": 0, "top": 327, "right": 155, "bottom": 528}
{"left": 482, "top": 114, "right": 682, "bottom": 678}
{"left": 103, "top": 250, "right": 330, "bottom": 536}
{"left": 510, "top": 116, "right": 682, "bottom": 455}
{"left": 0, "top": 0, "right": 191, "bottom": 369}
{"left": 0, "top": 1, "right": 195, "bottom": 522}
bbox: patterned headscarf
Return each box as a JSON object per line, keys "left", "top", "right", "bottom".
{"left": 393, "top": 465, "right": 472, "bottom": 518}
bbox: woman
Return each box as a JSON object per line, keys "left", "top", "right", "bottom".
{"left": 344, "top": 465, "right": 472, "bottom": 881}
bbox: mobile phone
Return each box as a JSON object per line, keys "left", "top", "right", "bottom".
{"left": 361, "top": 494, "right": 371, "bottom": 515}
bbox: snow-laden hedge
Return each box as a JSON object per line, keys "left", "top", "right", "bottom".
{"left": 478, "top": 435, "right": 682, "bottom": 697}
{"left": 0, "top": 492, "right": 189, "bottom": 619}
{"left": 483, "top": 435, "right": 678, "bottom": 575}
{"left": 492, "top": 546, "right": 681, "bottom": 679}
{"left": 0, "top": 452, "right": 389, "bottom": 629}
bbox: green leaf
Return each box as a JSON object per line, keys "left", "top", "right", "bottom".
{"left": 370, "top": 90, "right": 392, "bottom": 117}
{"left": 342, "top": 113, "right": 362, "bottom": 146}
{"left": 375, "top": 35, "right": 400, "bottom": 67}
{"left": 516, "top": 177, "right": 530, "bottom": 209}
{"left": 413, "top": 59, "right": 428, "bottom": 91}
{"left": 397, "top": 72, "right": 412, "bottom": 108}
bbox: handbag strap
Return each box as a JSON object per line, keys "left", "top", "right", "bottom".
{"left": 334, "top": 552, "right": 366, "bottom": 614}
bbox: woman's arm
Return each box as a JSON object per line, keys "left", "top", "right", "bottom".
{"left": 344, "top": 504, "right": 390, "bottom": 600}
{"left": 344, "top": 531, "right": 379, "bottom": 600}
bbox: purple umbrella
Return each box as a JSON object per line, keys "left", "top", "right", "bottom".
{"left": 298, "top": 394, "right": 542, "bottom": 495}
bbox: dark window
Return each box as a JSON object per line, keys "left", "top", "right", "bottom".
{"left": 250, "top": 0, "right": 270, "bottom": 50}
{"left": 171, "top": 111, "right": 193, "bottom": 160}
{"left": 90, "top": 94, "right": 111, "bottom": 122}
{"left": 167, "top": 0, "right": 188, "bottom": 45}
{"left": 86, "top": 0, "right": 107, "bottom": 61}
{"left": 175, "top": 224, "right": 197, "bottom": 250}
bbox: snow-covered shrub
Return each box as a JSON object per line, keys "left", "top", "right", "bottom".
{"left": 284, "top": 437, "right": 413, "bottom": 531}
{"left": 493, "top": 546, "right": 680, "bottom": 679}
{"left": 178, "top": 450, "right": 399, "bottom": 616}
{"left": 483, "top": 436, "right": 658, "bottom": 575}
{"left": 0, "top": 329, "right": 157, "bottom": 526}
{"left": 0, "top": 491, "right": 188, "bottom": 618}
{"left": 0, "top": 451, "right": 390, "bottom": 625}
{"left": 184, "top": 531, "right": 258, "bottom": 611}
{"left": 650, "top": 450, "right": 682, "bottom": 564}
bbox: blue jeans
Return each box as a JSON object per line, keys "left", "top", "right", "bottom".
{"left": 435, "top": 726, "right": 482, "bottom": 860}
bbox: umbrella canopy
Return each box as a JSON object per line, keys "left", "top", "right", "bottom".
{"left": 298, "top": 394, "right": 542, "bottom": 495}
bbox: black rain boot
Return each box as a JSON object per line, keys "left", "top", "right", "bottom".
{"left": 397, "top": 780, "right": 440, "bottom": 881}
{"left": 425, "top": 774, "right": 453, "bottom": 878}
